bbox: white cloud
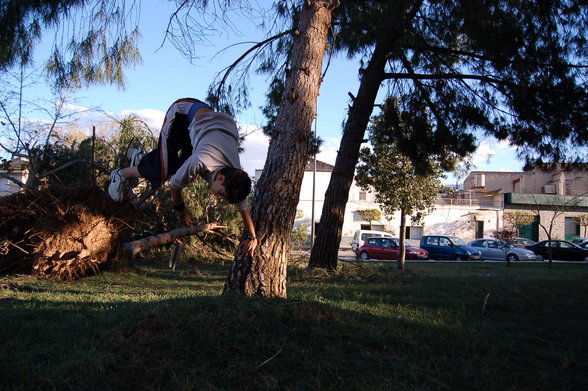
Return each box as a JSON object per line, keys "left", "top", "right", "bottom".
{"left": 120, "top": 109, "right": 165, "bottom": 129}
{"left": 238, "top": 124, "right": 269, "bottom": 177}
{"left": 316, "top": 137, "right": 340, "bottom": 165}
{"left": 468, "top": 139, "right": 497, "bottom": 168}
{"left": 236, "top": 128, "right": 343, "bottom": 177}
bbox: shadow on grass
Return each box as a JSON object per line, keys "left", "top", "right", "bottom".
{"left": 1, "top": 261, "right": 588, "bottom": 390}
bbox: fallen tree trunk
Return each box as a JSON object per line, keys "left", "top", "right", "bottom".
{"left": 121, "top": 223, "right": 223, "bottom": 256}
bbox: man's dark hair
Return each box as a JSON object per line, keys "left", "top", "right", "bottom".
{"left": 220, "top": 167, "right": 251, "bottom": 204}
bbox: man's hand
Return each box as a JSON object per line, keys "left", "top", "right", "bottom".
{"left": 238, "top": 237, "right": 257, "bottom": 258}
{"left": 177, "top": 210, "right": 193, "bottom": 227}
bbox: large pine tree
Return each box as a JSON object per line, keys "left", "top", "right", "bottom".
{"left": 310, "top": 0, "right": 588, "bottom": 270}
{"left": 224, "top": 0, "right": 337, "bottom": 297}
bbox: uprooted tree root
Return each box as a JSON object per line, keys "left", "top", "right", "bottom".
{"left": 0, "top": 186, "right": 134, "bottom": 280}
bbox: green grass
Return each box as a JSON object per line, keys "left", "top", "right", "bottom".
{"left": 1, "top": 257, "right": 588, "bottom": 390}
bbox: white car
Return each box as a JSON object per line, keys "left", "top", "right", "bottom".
{"left": 351, "top": 229, "right": 393, "bottom": 255}
{"left": 468, "top": 238, "right": 540, "bottom": 262}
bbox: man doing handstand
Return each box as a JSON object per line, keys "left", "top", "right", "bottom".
{"left": 108, "top": 98, "right": 257, "bottom": 257}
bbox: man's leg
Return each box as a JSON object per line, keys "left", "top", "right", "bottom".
{"left": 127, "top": 148, "right": 144, "bottom": 167}
{"left": 108, "top": 151, "right": 145, "bottom": 202}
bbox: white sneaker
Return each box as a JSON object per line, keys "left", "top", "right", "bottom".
{"left": 127, "top": 148, "right": 144, "bottom": 167}
{"left": 126, "top": 148, "right": 143, "bottom": 187}
{"left": 108, "top": 169, "right": 127, "bottom": 202}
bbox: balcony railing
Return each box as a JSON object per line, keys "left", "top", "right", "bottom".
{"left": 438, "top": 196, "right": 504, "bottom": 208}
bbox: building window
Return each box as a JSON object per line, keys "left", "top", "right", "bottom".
{"left": 405, "top": 226, "right": 423, "bottom": 240}
{"left": 564, "top": 217, "right": 579, "bottom": 240}
{"left": 359, "top": 190, "right": 367, "bottom": 200}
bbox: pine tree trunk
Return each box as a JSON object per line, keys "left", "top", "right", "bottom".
{"left": 224, "top": 1, "right": 336, "bottom": 298}
{"left": 308, "top": 3, "right": 422, "bottom": 270}
{"left": 308, "top": 41, "right": 389, "bottom": 270}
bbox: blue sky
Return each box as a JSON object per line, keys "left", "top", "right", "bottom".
{"left": 14, "top": 1, "right": 524, "bottom": 183}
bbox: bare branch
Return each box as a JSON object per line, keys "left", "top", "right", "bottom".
{"left": 213, "top": 29, "right": 294, "bottom": 100}
{"left": 38, "top": 159, "right": 84, "bottom": 179}
{"left": 0, "top": 173, "right": 26, "bottom": 189}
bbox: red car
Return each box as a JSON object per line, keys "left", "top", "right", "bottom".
{"left": 358, "top": 237, "right": 429, "bottom": 261}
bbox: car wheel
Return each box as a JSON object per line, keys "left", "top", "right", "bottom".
{"left": 506, "top": 254, "right": 519, "bottom": 263}
{"left": 456, "top": 255, "right": 465, "bottom": 261}
{"left": 536, "top": 255, "right": 544, "bottom": 262}
{"left": 360, "top": 251, "right": 370, "bottom": 261}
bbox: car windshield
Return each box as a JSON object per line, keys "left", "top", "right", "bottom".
{"left": 449, "top": 237, "right": 467, "bottom": 246}
{"left": 392, "top": 239, "right": 414, "bottom": 247}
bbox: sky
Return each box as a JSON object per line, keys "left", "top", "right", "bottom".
{"left": 10, "top": 1, "right": 525, "bottom": 184}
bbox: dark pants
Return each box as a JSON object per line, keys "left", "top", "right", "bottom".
{"left": 137, "top": 113, "right": 192, "bottom": 189}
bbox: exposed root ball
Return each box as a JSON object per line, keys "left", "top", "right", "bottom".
{"left": 0, "top": 186, "right": 133, "bottom": 280}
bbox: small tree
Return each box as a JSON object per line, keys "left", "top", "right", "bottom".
{"left": 355, "top": 98, "right": 446, "bottom": 271}
{"left": 292, "top": 224, "right": 310, "bottom": 247}
{"left": 356, "top": 209, "right": 382, "bottom": 230}
{"left": 492, "top": 228, "right": 518, "bottom": 244}
{"left": 491, "top": 228, "right": 518, "bottom": 266}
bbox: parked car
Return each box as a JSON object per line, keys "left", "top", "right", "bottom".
{"left": 468, "top": 238, "right": 539, "bottom": 262}
{"left": 358, "top": 237, "right": 428, "bottom": 261}
{"left": 526, "top": 240, "right": 588, "bottom": 262}
{"left": 351, "top": 230, "right": 393, "bottom": 254}
{"left": 571, "top": 237, "right": 588, "bottom": 246}
{"left": 420, "top": 235, "right": 482, "bottom": 261}
{"left": 510, "top": 237, "right": 537, "bottom": 248}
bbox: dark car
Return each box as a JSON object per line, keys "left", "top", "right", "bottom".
{"left": 358, "top": 237, "right": 428, "bottom": 261}
{"left": 571, "top": 237, "right": 588, "bottom": 246}
{"left": 526, "top": 240, "right": 588, "bottom": 262}
{"left": 420, "top": 235, "right": 482, "bottom": 261}
{"left": 468, "top": 238, "right": 539, "bottom": 262}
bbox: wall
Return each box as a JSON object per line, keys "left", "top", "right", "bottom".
{"left": 464, "top": 169, "right": 588, "bottom": 196}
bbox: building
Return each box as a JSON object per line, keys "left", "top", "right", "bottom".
{"left": 462, "top": 168, "right": 588, "bottom": 241}
{"left": 0, "top": 157, "right": 28, "bottom": 197}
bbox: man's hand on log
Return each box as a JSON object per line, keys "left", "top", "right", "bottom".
{"left": 177, "top": 210, "right": 193, "bottom": 227}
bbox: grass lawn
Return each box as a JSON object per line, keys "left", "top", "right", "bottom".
{"left": 1, "top": 256, "right": 587, "bottom": 390}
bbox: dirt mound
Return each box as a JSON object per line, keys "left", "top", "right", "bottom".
{"left": 0, "top": 186, "right": 133, "bottom": 280}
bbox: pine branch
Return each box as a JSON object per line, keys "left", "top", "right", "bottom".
{"left": 214, "top": 29, "right": 295, "bottom": 100}
{"left": 383, "top": 71, "right": 509, "bottom": 86}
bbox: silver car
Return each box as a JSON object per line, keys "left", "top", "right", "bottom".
{"left": 468, "top": 238, "right": 540, "bottom": 262}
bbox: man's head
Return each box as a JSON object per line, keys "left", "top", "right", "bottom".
{"left": 211, "top": 167, "right": 252, "bottom": 204}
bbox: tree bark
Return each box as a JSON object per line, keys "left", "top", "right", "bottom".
{"left": 122, "top": 223, "right": 221, "bottom": 255}
{"left": 308, "top": 2, "right": 422, "bottom": 270}
{"left": 224, "top": 1, "right": 336, "bottom": 298}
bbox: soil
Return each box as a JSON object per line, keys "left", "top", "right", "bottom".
{"left": 0, "top": 186, "right": 134, "bottom": 280}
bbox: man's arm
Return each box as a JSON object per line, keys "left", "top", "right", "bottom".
{"left": 170, "top": 186, "right": 193, "bottom": 226}
{"left": 238, "top": 209, "right": 257, "bottom": 257}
